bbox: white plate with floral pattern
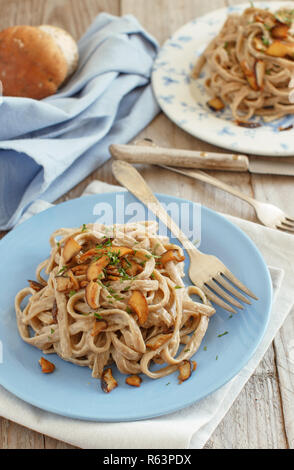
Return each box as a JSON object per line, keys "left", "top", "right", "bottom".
{"left": 152, "top": 1, "right": 294, "bottom": 157}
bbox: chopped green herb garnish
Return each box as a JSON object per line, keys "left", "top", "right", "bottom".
{"left": 50, "top": 328, "right": 55, "bottom": 334}
{"left": 57, "top": 266, "right": 68, "bottom": 275}
{"left": 218, "top": 331, "right": 229, "bottom": 338}
{"left": 174, "top": 286, "right": 183, "bottom": 289}
{"left": 184, "top": 349, "right": 190, "bottom": 352}
{"left": 94, "top": 313, "right": 103, "bottom": 319}
{"left": 262, "top": 36, "right": 270, "bottom": 46}
{"left": 203, "top": 346, "right": 207, "bottom": 351}
{"left": 69, "top": 290, "right": 77, "bottom": 298}
{"left": 216, "top": 355, "right": 219, "bottom": 360}
{"left": 81, "top": 224, "right": 87, "bottom": 232}
{"left": 166, "top": 382, "right": 171, "bottom": 386}
{"left": 126, "top": 306, "right": 133, "bottom": 314}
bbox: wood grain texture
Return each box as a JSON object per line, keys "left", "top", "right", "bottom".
{"left": 0, "top": 0, "right": 293, "bottom": 449}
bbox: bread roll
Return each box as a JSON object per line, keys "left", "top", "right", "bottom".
{"left": 0, "top": 25, "right": 79, "bottom": 99}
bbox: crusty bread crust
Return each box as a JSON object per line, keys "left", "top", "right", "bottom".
{"left": 0, "top": 25, "right": 69, "bottom": 99}
{"left": 38, "top": 25, "right": 79, "bottom": 79}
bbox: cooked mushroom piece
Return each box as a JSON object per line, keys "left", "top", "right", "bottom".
{"left": 67, "top": 270, "right": 79, "bottom": 291}
{"left": 71, "top": 264, "right": 88, "bottom": 276}
{"left": 146, "top": 333, "right": 173, "bottom": 351}
{"left": 125, "top": 375, "right": 142, "bottom": 387}
{"left": 78, "top": 248, "right": 97, "bottom": 263}
{"left": 178, "top": 360, "right": 193, "bottom": 383}
{"left": 52, "top": 299, "right": 58, "bottom": 323}
{"left": 240, "top": 60, "right": 259, "bottom": 91}
{"left": 101, "top": 368, "right": 118, "bottom": 393}
{"left": 254, "top": 60, "right": 265, "bottom": 89}
{"left": 55, "top": 276, "right": 72, "bottom": 292}
{"left": 235, "top": 120, "right": 262, "bottom": 129}
{"left": 271, "top": 23, "right": 289, "bottom": 39}
{"left": 63, "top": 237, "right": 82, "bottom": 263}
{"left": 39, "top": 357, "right": 55, "bottom": 373}
{"left": 109, "top": 246, "right": 134, "bottom": 257}
{"left": 28, "top": 280, "right": 44, "bottom": 292}
{"left": 122, "top": 259, "right": 143, "bottom": 276}
{"left": 128, "top": 290, "right": 149, "bottom": 326}
{"left": 266, "top": 40, "right": 294, "bottom": 58}
{"left": 160, "top": 250, "right": 185, "bottom": 265}
{"left": 87, "top": 255, "right": 110, "bottom": 281}
{"left": 91, "top": 319, "right": 108, "bottom": 337}
{"left": 85, "top": 281, "right": 101, "bottom": 310}
{"left": 207, "top": 97, "right": 225, "bottom": 111}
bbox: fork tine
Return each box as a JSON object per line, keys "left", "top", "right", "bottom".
{"left": 202, "top": 286, "right": 237, "bottom": 314}
{"left": 206, "top": 280, "right": 244, "bottom": 309}
{"left": 223, "top": 270, "right": 258, "bottom": 300}
{"left": 277, "top": 224, "right": 294, "bottom": 233}
{"left": 282, "top": 219, "right": 294, "bottom": 229}
{"left": 215, "top": 274, "right": 251, "bottom": 305}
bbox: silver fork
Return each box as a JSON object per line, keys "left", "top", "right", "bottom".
{"left": 160, "top": 166, "right": 294, "bottom": 234}
{"left": 112, "top": 160, "right": 258, "bottom": 314}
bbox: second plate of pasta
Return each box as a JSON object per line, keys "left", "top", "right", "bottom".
{"left": 152, "top": 1, "right": 294, "bottom": 156}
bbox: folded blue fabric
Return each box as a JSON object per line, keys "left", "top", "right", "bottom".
{"left": 0, "top": 13, "right": 159, "bottom": 230}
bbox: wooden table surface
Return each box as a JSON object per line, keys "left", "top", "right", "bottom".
{"left": 0, "top": 0, "right": 293, "bottom": 450}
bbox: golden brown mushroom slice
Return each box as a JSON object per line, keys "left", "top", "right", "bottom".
{"left": 240, "top": 60, "right": 259, "bottom": 91}
{"left": 122, "top": 259, "right": 144, "bottom": 276}
{"left": 207, "top": 97, "right": 225, "bottom": 112}
{"left": 271, "top": 23, "right": 289, "bottom": 39}
{"left": 266, "top": 40, "right": 294, "bottom": 58}
{"left": 85, "top": 281, "right": 101, "bottom": 310}
{"left": 101, "top": 368, "right": 118, "bottom": 393}
{"left": 39, "top": 357, "right": 55, "bottom": 374}
{"left": 55, "top": 276, "right": 72, "bottom": 292}
{"left": 108, "top": 246, "right": 134, "bottom": 257}
{"left": 28, "top": 280, "right": 44, "bottom": 292}
{"left": 91, "top": 319, "right": 108, "bottom": 337}
{"left": 87, "top": 255, "right": 110, "bottom": 281}
{"left": 125, "top": 375, "right": 142, "bottom": 387}
{"left": 178, "top": 360, "right": 193, "bottom": 384}
{"left": 63, "top": 237, "right": 82, "bottom": 263}
{"left": 128, "top": 290, "right": 149, "bottom": 326}
{"left": 146, "top": 333, "right": 173, "bottom": 351}
{"left": 160, "top": 249, "right": 185, "bottom": 265}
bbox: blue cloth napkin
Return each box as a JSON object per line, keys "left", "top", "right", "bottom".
{"left": 0, "top": 13, "right": 159, "bottom": 230}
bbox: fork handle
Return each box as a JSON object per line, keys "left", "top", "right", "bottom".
{"left": 161, "top": 166, "right": 257, "bottom": 208}
{"left": 112, "top": 161, "right": 202, "bottom": 258}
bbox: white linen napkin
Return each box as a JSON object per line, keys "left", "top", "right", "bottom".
{"left": 0, "top": 180, "right": 293, "bottom": 449}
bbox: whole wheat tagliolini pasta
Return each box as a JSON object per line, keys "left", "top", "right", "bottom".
{"left": 15, "top": 222, "right": 215, "bottom": 389}
{"left": 192, "top": 6, "right": 294, "bottom": 125}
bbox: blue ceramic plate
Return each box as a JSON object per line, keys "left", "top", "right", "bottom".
{"left": 152, "top": 1, "right": 294, "bottom": 156}
{"left": 0, "top": 192, "right": 272, "bottom": 421}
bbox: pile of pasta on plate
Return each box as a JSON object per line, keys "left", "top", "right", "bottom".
{"left": 193, "top": 6, "right": 294, "bottom": 126}
{"left": 15, "top": 222, "right": 215, "bottom": 393}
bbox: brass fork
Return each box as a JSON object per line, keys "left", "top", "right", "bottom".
{"left": 112, "top": 160, "right": 258, "bottom": 314}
